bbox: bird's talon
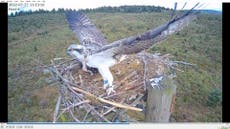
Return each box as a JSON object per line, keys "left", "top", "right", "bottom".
{"left": 106, "top": 87, "right": 115, "bottom": 96}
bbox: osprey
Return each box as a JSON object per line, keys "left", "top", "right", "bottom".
{"left": 66, "top": 4, "right": 199, "bottom": 95}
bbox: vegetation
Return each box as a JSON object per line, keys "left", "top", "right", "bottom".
{"left": 9, "top": 5, "right": 171, "bottom": 17}
{"left": 79, "top": 5, "right": 170, "bottom": 13}
{"left": 8, "top": 6, "right": 222, "bottom": 122}
{"left": 207, "top": 88, "right": 222, "bottom": 107}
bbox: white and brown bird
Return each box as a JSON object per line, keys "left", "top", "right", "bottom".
{"left": 66, "top": 3, "right": 199, "bottom": 95}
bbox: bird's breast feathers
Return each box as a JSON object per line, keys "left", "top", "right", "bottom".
{"left": 86, "top": 54, "right": 117, "bottom": 68}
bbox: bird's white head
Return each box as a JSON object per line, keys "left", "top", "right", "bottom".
{"left": 67, "top": 44, "right": 85, "bottom": 62}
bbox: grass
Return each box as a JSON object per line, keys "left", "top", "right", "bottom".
{"left": 8, "top": 12, "right": 222, "bottom": 122}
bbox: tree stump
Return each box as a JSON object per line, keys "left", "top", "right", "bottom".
{"left": 145, "top": 77, "right": 177, "bottom": 122}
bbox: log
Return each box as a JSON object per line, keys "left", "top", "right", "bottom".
{"left": 145, "top": 77, "right": 177, "bottom": 122}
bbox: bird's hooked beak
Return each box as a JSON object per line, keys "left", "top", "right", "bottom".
{"left": 66, "top": 49, "right": 71, "bottom": 56}
{"left": 66, "top": 47, "right": 77, "bottom": 57}
{"left": 66, "top": 47, "right": 72, "bottom": 56}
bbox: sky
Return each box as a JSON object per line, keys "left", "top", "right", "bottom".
{"left": 7, "top": 0, "right": 224, "bottom": 14}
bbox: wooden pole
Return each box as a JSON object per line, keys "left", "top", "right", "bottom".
{"left": 145, "top": 77, "right": 177, "bottom": 122}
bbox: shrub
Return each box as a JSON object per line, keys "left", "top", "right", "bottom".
{"left": 206, "top": 88, "right": 222, "bottom": 107}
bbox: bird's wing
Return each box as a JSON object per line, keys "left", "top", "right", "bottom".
{"left": 94, "top": 3, "right": 199, "bottom": 56}
{"left": 66, "top": 11, "right": 107, "bottom": 52}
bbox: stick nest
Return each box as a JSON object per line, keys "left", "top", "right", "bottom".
{"left": 47, "top": 53, "right": 172, "bottom": 122}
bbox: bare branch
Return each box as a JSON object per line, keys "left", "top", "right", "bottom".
{"left": 66, "top": 84, "right": 110, "bottom": 122}
{"left": 141, "top": 53, "right": 148, "bottom": 91}
{"left": 171, "top": 61, "right": 196, "bottom": 66}
{"left": 69, "top": 109, "right": 80, "bottom": 122}
{"left": 53, "top": 95, "right": 62, "bottom": 123}
{"left": 61, "top": 100, "right": 90, "bottom": 112}
{"left": 102, "top": 107, "right": 116, "bottom": 116}
{"left": 83, "top": 110, "right": 91, "bottom": 122}
{"left": 71, "top": 86, "right": 142, "bottom": 112}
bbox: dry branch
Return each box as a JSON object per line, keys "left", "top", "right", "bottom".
{"left": 53, "top": 95, "right": 62, "bottom": 123}
{"left": 141, "top": 54, "right": 148, "bottom": 91}
{"left": 69, "top": 109, "right": 80, "bottom": 122}
{"left": 103, "top": 107, "right": 116, "bottom": 116}
{"left": 71, "top": 86, "right": 142, "bottom": 112}
{"left": 83, "top": 110, "right": 91, "bottom": 121}
{"left": 61, "top": 100, "right": 90, "bottom": 112}
{"left": 66, "top": 84, "right": 110, "bottom": 122}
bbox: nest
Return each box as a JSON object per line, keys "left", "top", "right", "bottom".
{"left": 47, "top": 53, "right": 175, "bottom": 122}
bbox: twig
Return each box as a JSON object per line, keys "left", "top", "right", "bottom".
{"left": 126, "top": 79, "right": 139, "bottom": 87}
{"left": 71, "top": 86, "right": 142, "bottom": 112}
{"left": 69, "top": 72, "right": 75, "bottom": 82}
{"left": 61, "top": 100, "right": 90, "bottom": 112}
{"left": 83, "top": 110, "right": 91, "bottom": 122}
{"left": 62, "top": 63, "right": 81, "bottom": 75}
{"left": 103, "top": 98, "right": 125, "bottom": 116}
{"left": 123, "top": 79, "right": 143, "bottom": 91}
{"left": 170, "top": 94, "right": 176, "bottom": 113}
{"left": 53, "top": 95, "right": 62, "bottom": 123}
{"left": 171, "top": 61, "right": 196, "bottom": 66}
{"left": 67, "top": 85, "right": 110, "bottom": 122}
{"left": 87, "top": 105, "right": 110, "bottom": 122}
{"left": 130, "top": 94, "right": 144, "bottom": 106}
{"left": 56, "top": 99, "right": 69, "bottom": 121}
{"left": 53, "top": 58, "right": 64, "bottom": 61}
{"left": 141, "top": 54, "right": 148, "bottom": 91}
{"left": 62, "top": 95, "right": 80, "bottom": 122}
{"left": 110, "top": 71, "right": 138, "bottom": 90}
{"left": 56, "top": 99, "right": 89, "bottom": 121}
{"left": 55, "top": 58, "right": 78, "bottom": 66}
{"left": 69, "top": 109, "right": 80, "bottom": 122}
{"left": 47, "top": 81, "right": 59, "bottom": 87}
{"left": 112, "top": 108, "right": 123, "bottom": 122}
{"left": 169, "top": 66, "right": 184, "bottom": 72}
{"left": 103, "top": 82, "right": 143, "bottom": 99}
{"left": 79, "top": 75, "right": 83, "bottom": 87}
{"left": 102, "top": 90, "right": 129, "bottom": 99}
{"left": 119, "top": 71, "right": 137, "bottom": 83}
{"left": 103, "top": 107, "right": 116, "bottom": 116}
{"left": 114, "top": 95, "right": 144, "bottom": 122}
{"left": 163, "top": 60, "right": 196, "bottom": 72}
